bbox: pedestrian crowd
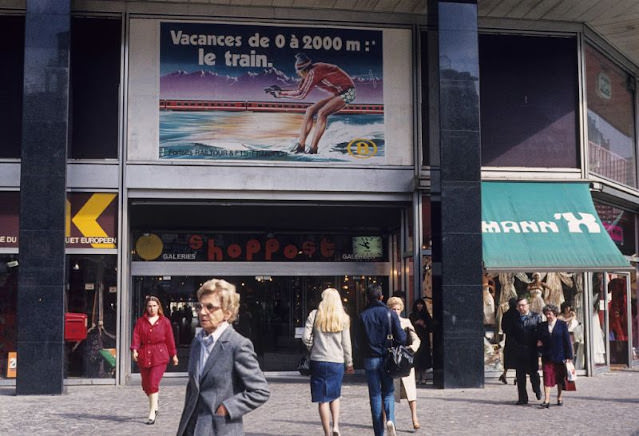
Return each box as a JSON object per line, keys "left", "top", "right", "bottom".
{"left": 132, "top": 279, "right": 573, "bottom": 436}
{"left": 501, "top": 296, "right": 575, "bottom": 408}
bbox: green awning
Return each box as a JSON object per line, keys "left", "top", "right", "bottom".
{"left": 482, "top": 181, "right": 632, "bottom": 272}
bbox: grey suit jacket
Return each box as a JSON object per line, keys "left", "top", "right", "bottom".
{"left": 176, "top": 326, "right": 270, "bottom": 436}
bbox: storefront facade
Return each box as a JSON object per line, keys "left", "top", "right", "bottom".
{"left": 1, "top": 0, "right": 639, "bottom": 393}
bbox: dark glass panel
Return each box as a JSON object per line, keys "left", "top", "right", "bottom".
{"left": 69, "top": 17, "right": 121, "bottom": 159}
{"left": 479, "top": 34, "right": 578, "bottom": 167}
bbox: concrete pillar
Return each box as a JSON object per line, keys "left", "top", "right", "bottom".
{"left": 17, "top": 0, "right": 70, "bottom": 395}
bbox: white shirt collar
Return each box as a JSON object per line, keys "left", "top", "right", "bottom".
{"left": 200, "top": 321, "right": 230, "bottom": 344}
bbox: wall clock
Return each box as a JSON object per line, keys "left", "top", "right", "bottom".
{"left": 352, "top": 236, "right": 383, "bottom": 259}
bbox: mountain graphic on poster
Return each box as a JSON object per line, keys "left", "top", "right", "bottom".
{"left": 160, "top": 67, "right": 383, "bottom": 104}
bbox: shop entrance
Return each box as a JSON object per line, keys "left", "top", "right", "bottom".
{"left": 128, "top": 201, "right": 406, "bottom": 375}
{"left": 127, "top": 200, "right": 410, "bottom": 378}
{"left": 131, "top": 273, "right": 388, "bottom": 373}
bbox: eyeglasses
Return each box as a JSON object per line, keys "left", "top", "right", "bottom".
{"left": 517, "top": 303, "right": 529, "bottom": 307}
{"left": 195, "top": 302, "right": 221, "bottom": 313}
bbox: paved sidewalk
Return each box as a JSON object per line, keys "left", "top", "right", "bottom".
{"left": 1, "top": 369, "right": 639, "bottom": 436}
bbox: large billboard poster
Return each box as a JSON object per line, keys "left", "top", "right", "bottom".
{"left": 159, "top": 22, "right": 384, "bottom": 163}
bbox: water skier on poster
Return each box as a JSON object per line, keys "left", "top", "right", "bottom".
{"left": 265, "top": 53, "right": 355, "bottom": 154}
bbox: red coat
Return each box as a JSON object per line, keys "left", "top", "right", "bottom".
{"left": 130, "top": 315, "right": 177, "bottom": 368}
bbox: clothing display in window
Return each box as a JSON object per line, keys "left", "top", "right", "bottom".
{"left": 482, "top": 274, "right": 496, "bottom": 325}
{"left": 527, "top": 273, "right": 549, "bottom": 318}
{"left": 544, "top": 273, "right": 569, "bottom": 307}
{"left": 609, "top": 278, "right": 628, "bottom": 341}
{"left": 592, "top": 312, "right": 606, "bottom": 364}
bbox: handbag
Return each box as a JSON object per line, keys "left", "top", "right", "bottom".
{"left": 383, "top": 311, "right": 414, "bottom": 378}
{"left": 297, "top": 354, "right": 312, "bottom": 376}
{"left": 298, "top": 311, "right": 317, "bottom": 376}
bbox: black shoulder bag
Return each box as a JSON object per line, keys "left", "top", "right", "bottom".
{"left": 297, "top": 311, "right": 317, "bottom": 376}
{"left": 383, "top": 311, "right": 414, "bottom": 378}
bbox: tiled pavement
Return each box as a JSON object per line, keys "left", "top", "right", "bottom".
{"left": 1, "top": 369, "right": 638, "bottom": 435}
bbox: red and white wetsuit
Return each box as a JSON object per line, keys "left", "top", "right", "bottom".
{"left": 279, "top": 62, "right": 355, "bottom": 99}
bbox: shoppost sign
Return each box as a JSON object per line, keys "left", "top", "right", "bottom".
{"left": 482, "top": 212, "right": 602, "bottom": 234}
{"left": 133, "top": 232, "right": 384, "bottom": 262}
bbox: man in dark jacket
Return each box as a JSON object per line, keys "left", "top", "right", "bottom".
{"left": 499, "top": 297, "right": 518, "bottom": 384}
{"left": 358, "top": 284, "right": 407, "bottom": 436}
{"left": 508, "top": 297, "right": 542, "bottom": 405}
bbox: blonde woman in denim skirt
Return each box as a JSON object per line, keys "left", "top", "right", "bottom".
{"left": 303, "top": 288, "right": 354, "bottom": 436}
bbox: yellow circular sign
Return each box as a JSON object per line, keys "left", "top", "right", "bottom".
{"left": 135, "top": 234, "right": 163, "bottom": 261}
{"left": 346, "top": 138, "right": 378, "bottom": 159}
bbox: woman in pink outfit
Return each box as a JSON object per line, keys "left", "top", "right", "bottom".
{"left": 131, "top": 295, "right": 179, "bottom": 424}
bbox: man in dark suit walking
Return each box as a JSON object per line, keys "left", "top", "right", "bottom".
{"left": 505, "top": 297, "right": 542, "bottom": 405}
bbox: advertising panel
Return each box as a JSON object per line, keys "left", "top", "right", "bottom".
{"left": 66, "top": 193, "right": 118, "bottom": 249}
{"left": 0, "top": 192, "right": 118, "bottom": 249}
{"left": 0, "top": 192, "right": 19, "bottom": 248}
{"left": 159, "top": 22, "right": 384, "bottom": 163}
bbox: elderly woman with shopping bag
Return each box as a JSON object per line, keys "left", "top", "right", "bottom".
{"left": 536, "top": 304, "right": 574, "bottom": 408}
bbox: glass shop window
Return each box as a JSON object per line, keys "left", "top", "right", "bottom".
{"left": 607, "top": 274, "right": 630, "bottom": 365}
{"left": 594, "top": 202, "right": 636, "bottom": 256}
{"left": 479, "top": 34, "right": 579, "bottom": 168}
{"left": 483, "top": 272, "right": 586, "bottom": 373}
{"left": 586, "top": 44, "right": 637, "bottom": 188}
{"left": 0, "top": 15, "right": 24, "bottom": 159}
{"left": 69, "top": 17, "right": 121, "bottom": 159}
{"left": 631, "top": 270, "right": 639, "bottom": 364}
{"left": 0, "top": 255, "right": 19, "bottom": 379}
{"left": 420, "top": 31, "right": 430, "bottom": 167}
{"left": 591, "top": 272, "right": 608, "bottom": 369}
{"left": 65, "top": 255, "right": 118, "bottom": 378}
{"left": 131, "top": 275, "right": 386, "bottom": 373}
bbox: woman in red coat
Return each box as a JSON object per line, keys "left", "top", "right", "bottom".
{"left": 131, "top": 295, "right": 178, "bottom": 424}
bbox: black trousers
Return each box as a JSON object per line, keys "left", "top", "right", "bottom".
{"left": 515, "top": 367, "right": 540, "bottom": 403}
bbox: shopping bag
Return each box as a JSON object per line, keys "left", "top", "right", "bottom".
{"left": 565, "top": 360, "right": 577, "bottom": 381}
{"left": 563, "top": 378, "right": 576, "bottom": 391}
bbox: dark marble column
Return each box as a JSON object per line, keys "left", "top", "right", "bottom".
{"left": 17, "top": 0, "right": 70, "bottom": 395}
{"left": 427, "top": 0, "right": 483, "bottom": 388}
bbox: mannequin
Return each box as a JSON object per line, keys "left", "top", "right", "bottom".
{"left": 528, "top": 273, "right": 550, "bottom": 319}
{"left": 482, "top": 273, "right": 496, "bottom": 325}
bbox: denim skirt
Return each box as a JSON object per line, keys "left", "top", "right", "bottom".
{"left": 310, "top": 360, "right": 344, "bottom": 403}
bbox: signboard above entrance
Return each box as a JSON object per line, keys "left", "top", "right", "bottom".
{"left": 132, "top": 232, "right": 386, "bottom": 262}
{"left": 481, "top": 182, "right": 631, "bottom": 272}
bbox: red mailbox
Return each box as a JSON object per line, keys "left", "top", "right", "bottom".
{"left": 64, "top": 313, "right": 88, "bottom": 342}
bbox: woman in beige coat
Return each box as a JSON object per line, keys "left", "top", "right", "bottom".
{"left": 387, "top": 297, "right": 421, "bottom": 430}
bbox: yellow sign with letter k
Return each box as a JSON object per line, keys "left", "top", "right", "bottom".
{"left": 66, "top": 193, "right": 117, "bottom": 249}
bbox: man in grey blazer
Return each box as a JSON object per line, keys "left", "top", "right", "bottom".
{"left": 177, "top": 279, "right": 270, "bottom": 436}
